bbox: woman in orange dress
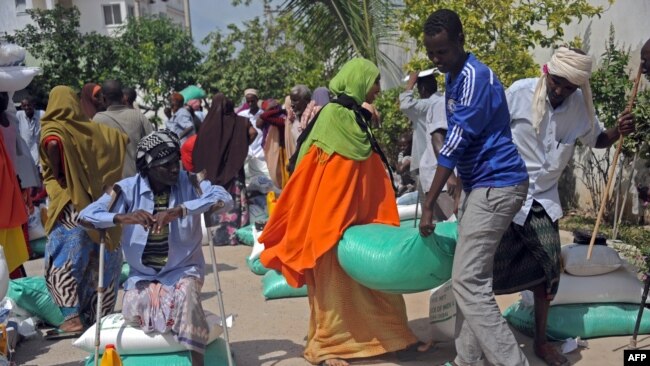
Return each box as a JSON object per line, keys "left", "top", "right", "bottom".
{"left": 259, "top": 58, "right": 424, "bottom": 366}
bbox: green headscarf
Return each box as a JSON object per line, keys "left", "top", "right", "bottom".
{"left": 296, "top": 58, "right": 379, "bottom": 164}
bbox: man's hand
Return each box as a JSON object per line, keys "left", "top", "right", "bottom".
{"left": 114, "top": 210, "right": 155, "bottom": 230}
{"left": 151, "top": 207, "right": 183, "bottom": 234}
{"left": 419, "top": 207, "right": 435, "bottom": 237}
{"left": 446, "top": 174, "right": 459, "bottom": 198}
{"left": 406, "top": 71, "right": 419, "bottom": 91}
{"left": 618, "top": 111, "right": 635, "bottom": 136}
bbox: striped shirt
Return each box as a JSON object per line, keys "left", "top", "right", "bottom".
{"left": 142, "top": 191, "right": 170, "bottom": 271}
{"left": 438, "top": 53, "right": 528, "bottom": 191}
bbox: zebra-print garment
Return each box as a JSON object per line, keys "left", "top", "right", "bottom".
{"left": 45, "top": 222, "right": 123, "bottom": 324}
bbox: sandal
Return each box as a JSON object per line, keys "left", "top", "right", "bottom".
{"left": 44, "top": 328, "right": 84, "bottom": 340}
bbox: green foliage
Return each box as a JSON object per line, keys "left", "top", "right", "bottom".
{"left": 278, "top": 0, "right": 401, "bottom": 72}
{"left": 198, "top": 16, "right": 327, "bottom": 100}
{"left": 574, "top": 28, "right": 650, "bottom": 218}
{"left": 113, "top": 16, "right": 201, "bottom": 112}
{"left": 4, "top": 5, "right": 115, "bottom": 96}
{"left": 5, "top": 6, "right": 200, "bottom": 117}
{"left": 373, "top": 87, "right": 411, "bottom": 166}
{"left": 399, "top": 0, "right": 607, "bottom": 86}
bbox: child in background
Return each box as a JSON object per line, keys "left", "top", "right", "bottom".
{"left": 396, "top": 132, "right": 416, "bottom": 197}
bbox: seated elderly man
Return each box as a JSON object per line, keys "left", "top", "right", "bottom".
{"left": 80, "top": 130, "right": 232, "bottom": 366}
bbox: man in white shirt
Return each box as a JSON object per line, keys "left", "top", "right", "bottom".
{"left": 400, "top": 71, "right": 456, "bottom": 219}
{"left": 16, "top": 97, "right": 43, "bottom": 165}
{"left": 237, "top": 88, "right": 269, "bottom": 187}
{"left": 493, "top": 47, "right": 634, "bottom": 366}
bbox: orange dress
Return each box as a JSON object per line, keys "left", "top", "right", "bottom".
{"left": 259, "top": 146, "right": 417, "bottom": 363}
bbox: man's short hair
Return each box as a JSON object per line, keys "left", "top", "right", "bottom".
{"left": 102, "top": 80, "right": 124, "bottom": 103}
{"left": 123, "top": 87, "right": 137, "bottom": 105}
{"left": 424, "top": 9, "right": 463, "bottom": 42}
{"left": 417, "top": 74, "right": 438, "bottom": 94}
{"left": 290, "top": 85, "right": 312, "bottom": 100}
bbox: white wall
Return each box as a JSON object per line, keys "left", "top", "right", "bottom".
{"left": 531, "top": 0, "right": 650, "bottom": 72}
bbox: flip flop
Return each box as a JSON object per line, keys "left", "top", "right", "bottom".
{"left": 44, "top": 328, "right": 84, "bottom": 341}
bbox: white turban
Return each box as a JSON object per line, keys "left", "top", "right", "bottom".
{"left": 531, "top": 47, "right": 596, "bottom": 132}
{"left": 244, "top": 88, "right": 258, "bottom": 97}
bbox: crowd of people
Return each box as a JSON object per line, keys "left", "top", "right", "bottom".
{"left": 1, "top": 7, "right": 650, "bottom": 366}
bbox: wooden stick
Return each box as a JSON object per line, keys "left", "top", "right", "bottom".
{"left": 587, "top": 65, "right": 644, "bottom": 259}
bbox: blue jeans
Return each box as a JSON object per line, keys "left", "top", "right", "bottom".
{"left": 452, "top": 184, "right": 530, "bottom": 366}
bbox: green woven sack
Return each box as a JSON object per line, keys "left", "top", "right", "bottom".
{"left": 504, "top": 300, "right": 650, "bottom": 340}
{"left": 235, "top": 225, "right": 254, "bottom": 246}
{"left": 246, "top": 257, "right": 269, "bottom": 276}
{"left": 337, "top": 222, "right": 458, "bottom": 294}
{"left": 179, "top": 85, "right": 206, "bottom": 103}
{"left": 262, "top": 270, "right": 307, "bottom": 299}
{"left": 6, "top": 276, "right": 64, "bottom": 326}
{"left": 85, "top": 338, "right": 233, "bottom": 366}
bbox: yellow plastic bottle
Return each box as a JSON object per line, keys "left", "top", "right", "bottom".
{"left": 100, "top": 344, "right": 123, "bottom": 366}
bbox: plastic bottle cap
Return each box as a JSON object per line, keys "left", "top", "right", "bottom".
{"left": 105, "top": 344, "right": 116, "bottom": 350}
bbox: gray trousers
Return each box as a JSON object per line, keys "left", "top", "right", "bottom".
{"left": 453, "top": 183, "right": 530, "bottom": 366}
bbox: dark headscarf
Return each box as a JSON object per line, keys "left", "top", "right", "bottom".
{"left": 193, "top": 93, "right": 249, "bottom": 188}
{"left": 80, "top": 83, "right": 101, "bottom": 119}
{"left": 312, "top": 87, "right": 330, "bottom": 106}
{"left": 136, "top": 129, "right": 181, "bottom": 173}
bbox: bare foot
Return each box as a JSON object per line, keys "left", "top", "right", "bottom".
{"left": 59, "top": 316, "right": 83, "bottom": 332}
{"left": 535, "top": 342, "right": 570, "bottom": 366}
{"left": 321, "top": 359, "right": 350, "bottom": 366}
{"left": 418, "top": 340, "right": 434, "bottom": 352}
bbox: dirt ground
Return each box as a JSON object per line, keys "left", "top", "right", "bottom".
{"left": 9, "top": 230, "right": 640, "bottom": 365}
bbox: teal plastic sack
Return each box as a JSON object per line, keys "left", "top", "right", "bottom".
{"left": 120, "top": 262, "right": 130, "bottom": 285}
{"left": 235, "top": 225, "right": 254, "bottom": 246}
{"left": 337, "top": 222, "right": 458, "bottom": 294}
{"left": 262, "top": 270, "right": 307, "bottom": 299}
{"left": 85, "top": 338, "right": 233, "bottom": 366}
{"left": 29, "top": 238, "right": 46, "bottom": 258}
{"left": 246, "top": 257, "right": 269, "bottom": 276}
{"left": 6, "top": 276, "right": 64, "bottom": 326}
{"left": 504, "top": 300, "right": 650, "bottom": 340}
{"left": 179, "top": 85, "right": 206, "bottom": 103}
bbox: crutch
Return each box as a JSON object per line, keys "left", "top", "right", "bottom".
{"left": 630, "top": 273, "right": 650, "bottom": 349}
{"left": 93, "top": 229, "right": 107, "bottom": 366}
{"left": 92, "top": 187, "right": 122, "bottom": 366}
{"left": 203, "top": 203, "right": 234, "bottom": 366}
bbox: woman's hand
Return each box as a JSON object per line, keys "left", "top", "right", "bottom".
{"left": 419, "top": 207, "right": 435, "bottom": 237}
{"left": 114, "top": 210, "right": 155, "bottom": 230}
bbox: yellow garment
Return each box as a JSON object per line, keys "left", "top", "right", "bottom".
{"left": 0, "top": 227, "right": 29, "bottom": 272}
{"left": 40, "top": 86, "right": 127, "bottom": 250}
{"left": 304, "top": 250, "right": 416, "bottom": 363}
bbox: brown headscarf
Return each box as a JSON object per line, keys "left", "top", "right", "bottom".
{"left": 40, "top": 86, "right": 127, "bottom": 250}
{"left": 80, "top": 83, "right": 101, "bottom": 119}
{"left": 192, "top": 93, "right": 249, "bottom": 189}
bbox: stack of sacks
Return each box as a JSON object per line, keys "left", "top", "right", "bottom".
{"left": 504, "top": 242, "right": 650, "bottom": 339}
{"left": 77, "top": 312, "right": 234, "bottom": 366}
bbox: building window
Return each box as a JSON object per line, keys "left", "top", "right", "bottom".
{"left": 15, "top": 0, "right": 27, "bottom": 14}
{"left": 103, "top": 4, "right": 123, "bottom": 25}
{"left": 127, "top": 5, "right": 135, "bottom": 18}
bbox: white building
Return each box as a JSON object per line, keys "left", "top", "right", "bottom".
{"left": 1, "top": 0, "right": 189, "bottom": 38}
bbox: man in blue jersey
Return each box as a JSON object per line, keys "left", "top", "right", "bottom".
{"left": 419, "top": 9, "right": 530, "bottom": 366}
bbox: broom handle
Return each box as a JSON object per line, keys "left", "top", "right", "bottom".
{"left": 587, "top": 66, "right": 644, "bottom": 259}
